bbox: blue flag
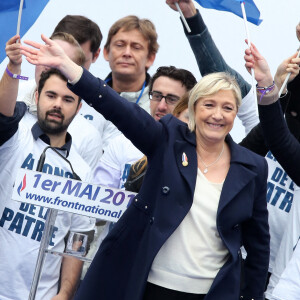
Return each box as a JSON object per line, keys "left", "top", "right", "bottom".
{"left": 194, "top": 0, "right": 262, "bottom": 25}
{"left": 0, "top": 0, "right": 24, "bottom": 12}
{"left": 0, "top": 0, "right": 50, "bottom": 63}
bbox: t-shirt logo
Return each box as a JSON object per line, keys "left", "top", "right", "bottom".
{"left": 17, "top": 174, "right": 27, "bottom": 196}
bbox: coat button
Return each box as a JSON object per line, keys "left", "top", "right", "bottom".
{"left": 162, "top": 186, "right": 170, "bottom": 195}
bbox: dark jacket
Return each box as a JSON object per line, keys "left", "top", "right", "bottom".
{"left": 71, "top": 69, "right": 270, "bottom": 300}
{"left": 259, "top": 97, "right": 300, "bottom": 186}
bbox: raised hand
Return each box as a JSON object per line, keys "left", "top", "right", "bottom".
{"left": 244, "top": 41, "right": 273, "bottom": 87}
{"left": 166, "top": 0, "right": 196, "bottom": 18}
{"left": 20, "top": 34, "right": 68, "bottom": 69}
{"left": 275, "top": 52, "right": 300, "bottom": 91}
{"left": 20, "top": 34, "right": 82, "bottom": 82}
{"left": 6, "top": 35, "right": 22, "bottom": 67}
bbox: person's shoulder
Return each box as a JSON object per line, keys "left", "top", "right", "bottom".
{"left": 79, "top": 100, "right": 107, "bottom": 123}
{"left": 69, "top": 114, "right": 101, "bottom": 140}
{"left": 102, "top": 133, "right": 141, "bottom": 165}
{"left": 160, "top": 114, "right": 189, "bottom": 134}
{"left": 230, "top": 135, "right": 267, "bottom": 168}
{"left": 160, "top": 114, "right": 185, "bottom": 125}
{"left": 68, "top": 147, "right": 92, "bottom": 181}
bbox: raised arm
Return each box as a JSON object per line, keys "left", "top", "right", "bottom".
{"left": 21, "top": 35, "right": 164, "bottom": 157}
{"left": 0, "top": 35, "right": 23, "bottom": 116}
{"left": 166, "top": 0, "right": 257, "bottom": 134}
{"left": 166, "top": 0, "right": 251, "bottom": 97}
{"left": 21, "top": 34, "right": 82, "bottom": 82}
{"left": 245, "top": 42, "right": 300, "bottom": 185}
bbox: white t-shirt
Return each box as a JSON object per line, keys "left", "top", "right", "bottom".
{"left": 271, "top": 241, "right": 300, "bottom": 300}
{"left": 265, "top": 151, "right": 298, "bottom": 272}
{"left": 242, "top": 151, "right": 298, "bottom": 270}
{"left": 236, "top": 87, "right": 259, "bottom": 135}
{"left": 93, "top": 134, "right": 143, "bottom": 189}
{"left": 79, "top": 100, "right": 118, "bottom": 150}
{"left": 265, "top": 188, "right": 300, "bottom": 299}
{"left": 0, "top": 118, "right": 95, "bottom": 300}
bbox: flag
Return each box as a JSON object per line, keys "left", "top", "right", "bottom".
{"left": 194, "top": 0, "right": 263, "bottom": 25}
{"left": 0, "top": 0, "right": 24, "bottom": 12}
{"left": 0, "top": 0, "right": 50, "bottom": 63}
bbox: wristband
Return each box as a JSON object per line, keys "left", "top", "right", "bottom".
{"left": 6, "top": 66, "right": 28, "bottom": 80}
{"left": 256, "top": 81, "right": 275, "bottom": 102}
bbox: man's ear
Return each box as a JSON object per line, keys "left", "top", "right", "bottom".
{"left": 92, "top": 48, "right": 101, "bottom": 63}
{"left": 146, "top": 53, "right": 156, "bottom": 69}
{"left": 103, "top": 47, "right": 110, "bottom": 62}
{"left": 76, "top": 101, "right": 82, "bottom": 114}
{"left": 35, "top": 90, "right": 39, "bottom": 105}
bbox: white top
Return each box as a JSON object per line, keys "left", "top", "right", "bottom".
{"left": 265, "top": 187, "right": 300, "bottom": 299}
{"left": 93, "top": 134, "right": 143, "bottom": 189}
{"left": 0, "top": 119, "right": 95, "bottom": 300}
{"left": 236, "top": 87, "right": 259, "bottom": 135}
{"left": 265, "top": 151, "right": 298, "bottom": 272}
{"left": 148, "top": 169, "right": 228, "bottom": 294}
{"left": 241, "top": 151, "right": 298, "bottom": 272}
{"left": 271, "top": 241, "right": 300, "bottom": 300}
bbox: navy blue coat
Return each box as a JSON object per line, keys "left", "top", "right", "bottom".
{"left": 71, "top": 70, "right": 270, "bottom": 300}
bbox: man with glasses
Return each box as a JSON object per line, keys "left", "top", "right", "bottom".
{"left": 148, "top": 67, "right": 194, "bottom": 121}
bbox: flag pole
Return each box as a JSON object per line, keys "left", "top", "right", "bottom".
{"left": 240, "top": 1, "right": 258, "bottom": 116}
{"left": 278, "top": 47, "right": 300, "bottom": 96}
{"left": 175, "top": 2, "right": 191, "bottom": 33}
{"left": 16, "top": 0, "right": 24, "bottom": 36}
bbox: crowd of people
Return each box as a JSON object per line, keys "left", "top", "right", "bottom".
{"left": 0, "top": 0, "right": 300, "bottom": 299}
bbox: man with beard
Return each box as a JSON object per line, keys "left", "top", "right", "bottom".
{"left": 0, "top": 36, "right": 95, "bottom": 300}
{"left": 20, "top": 31, "right": 103, "bottom": 170}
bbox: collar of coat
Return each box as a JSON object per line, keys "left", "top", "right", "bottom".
{"left": 176, "top": 120, "right": 260, "bottom": 168}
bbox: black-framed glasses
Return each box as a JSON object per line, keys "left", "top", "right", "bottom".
{"left": 149, "top": 91, "right": 180, "bottom": 105}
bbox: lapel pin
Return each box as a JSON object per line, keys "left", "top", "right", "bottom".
{"left": 182, "top": 152, "right": 188, "bottom": 167}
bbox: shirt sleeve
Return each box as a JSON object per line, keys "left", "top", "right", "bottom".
{"left": 0, "top": 102, "right": 26, "bottom": 146}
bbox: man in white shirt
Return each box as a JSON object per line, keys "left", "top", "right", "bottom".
{"left": 19, "top": 32, "right": 103, "bottom": 170}
{"left": 0, "top": 36, "right": 95, "bottom": 300}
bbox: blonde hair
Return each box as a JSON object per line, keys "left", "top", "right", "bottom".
{"left": 188, "top": 72, "right": 241, "bottom": 132}
{"left": 173, "top": 93, "right": 189, "bottom": 118}
{"left": 50, "top": 32, "right": 85, "bottom": 66}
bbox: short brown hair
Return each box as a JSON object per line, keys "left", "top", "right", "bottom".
{"left": 104, "top": 15, "right": 159, "bottom": 57}
{"left": 53, "top": 15, "right": 102, "bottom": 57}
{"left": 50, "top": 32, "right": 85, "bottom": 66}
